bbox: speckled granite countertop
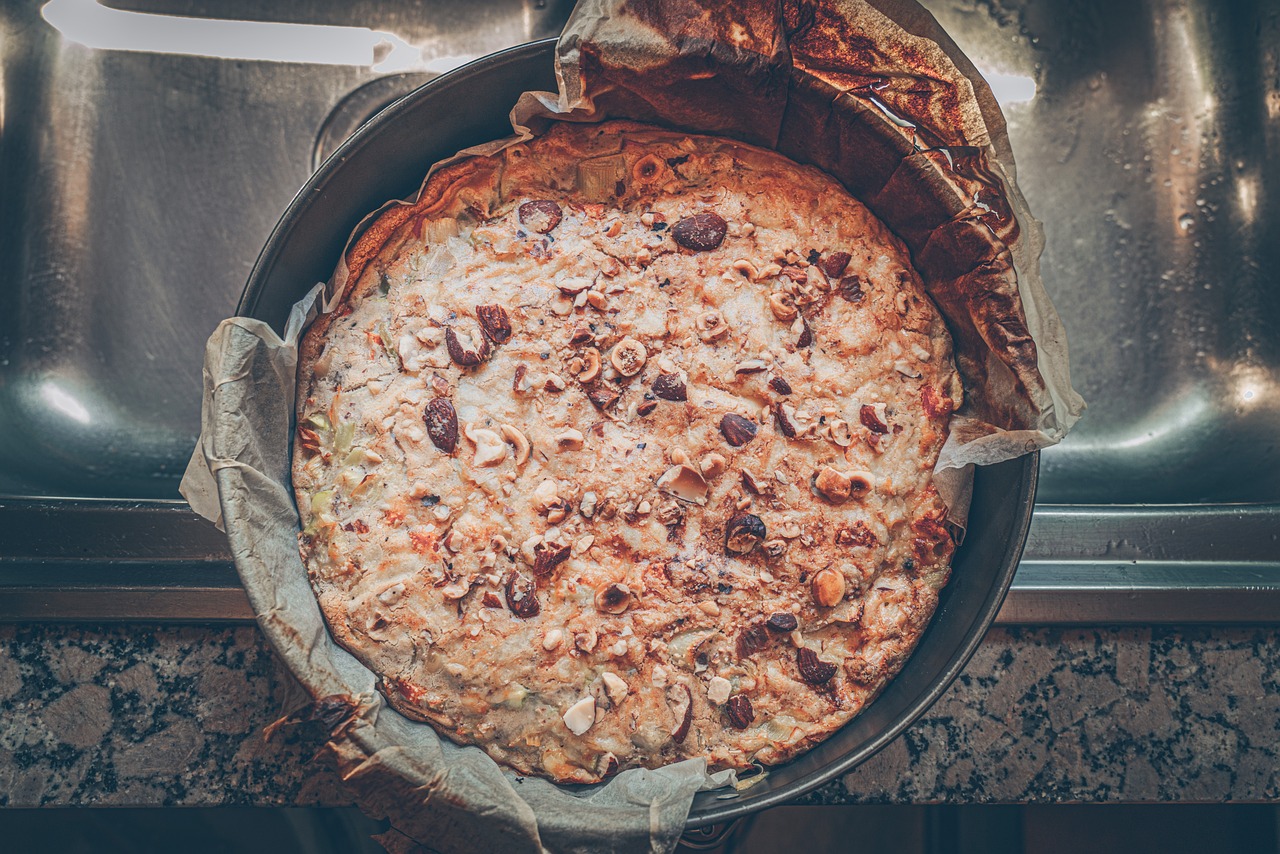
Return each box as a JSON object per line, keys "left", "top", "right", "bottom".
{"left": 3, "top": 624, "right": 1276, "bottom": 808}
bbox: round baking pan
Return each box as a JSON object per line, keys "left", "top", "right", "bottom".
{"left": 238, "top": 38, "right": 1037, "bottom": 829}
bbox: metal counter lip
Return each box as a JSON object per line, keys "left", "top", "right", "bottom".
{"left": 2, "top": 499, "right": 1278, "bottom": 624}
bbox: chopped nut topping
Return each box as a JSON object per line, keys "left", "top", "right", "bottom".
{"left": 445, "top": 326, "right": 491, "bottom": 367}
{"left": 481, "top": 591, "right": 503, "bottom": 609}
{"left": 829, "top": 419, "right": 854, "bottom": 447}
{"left": 725, "top": 513, "right": 766, "bottom": 555}
{"left": 766, "top": 612, "right": 799, "bottom": 632}
{"left": 543, "top": 373, "right": 567, "bottom": 392}
{"left": 814, "top": 466, "right": 853, "bottom": 503}
{"left": 464, "top": 423, "right": 508, "bottom": 467}
{"left": 720, "top": 414, "right": 758, "bottom": 447}
{"left": 763, "top": 539, "right": 787, "bottom": 559}
{"left": 699, "top": 453, "right": 727, "bottom": 479}
{"left": 835, "top": 522, "right": 877, "bottom": 548}
{"left": 594, "top": 582, "right": 632, "bottom": 615}
{"left": 657, "top": 464, "right": 709, "bottom": 505}
{"left": 768, "top": 376, "right": 793, "bottom": 396}
{"left": 736, "top": 623, "right": 770, "bottom": 658}
{"left": 580, "top": 492, "right": 598, "bottom": 518}
{"left": 819, "top": 251, "right": 852, "bottom": 279}
{"left": 542, "top": 629, "right": 563, "bottom": 650}
{"left": 773, "top": 402, "right": 800, "bottom": 438}
{"left": 532, "top": 542, "right": 571, "bottom": 577}
{"left": 586, "top": 291, "right": 609, "bottom": 310}
{"left": 732, "top": 259, "right": 759, "bottom": 280}
{"left": 796, "top": 318, "right": 814, "bottom": 348}
{"left": 571, "top": 347, "right": 602, "bottom": 383}
{"left": 695, "top": 310, "right": 729, "bottom": 342}
{"left": 610, "top": 337, "right": 648, "bottom": 376}
{"left": 669, "top": 684, "right": 693, "bottom": 743}
{"left": 557, "top": 278, "right": 593, "bottom": 296}
{"left": 499, "top": 424, "right": 531, "bottom": 465}
{"left": 671, "top": 212, "right": 728, "bottom": 251}
{"left": 555, "top": 428, "right": 585, "bottom": 451}
{"left": 423, "top": 398, "right": 458, "bottom": 453}
{"left": 505, "top": 572, "right": 540, "bottom": 618}
{"left": 476, "top": 304, "right": 513, "bottom": 344}
{"left": 518, "top": 199, "right": 562, "bottom": 234}
{"left": 586, "top": 385, "right": 621, "bottom": 410}
{"left": 652, "top": 373, "right": 688, "bottom": 401}
{"left": 569, "top": 325, "right": 595, "bottom": 347}
{"left": 562, "top": 695, "right": 596, "bottom": 735}
{"left": 601, "top": 671, "right": 629, "bottom": 705}
{"left": 697, "top": 600, "right": 721, "bottom": 617}
{"left": 706, "top": 676, "right": 733, "bottom": 705}
{"left": 735, "top": 359, "right": 768, "bottom": 375}
{"left": 797, "top": 647, "right": 838, "bottom": 685}
{"left": 811, "top": 567, "right": 847, "bottom": 608}
{"left": 532, "top": 480, "right": 560, "bottom": 513}
{"left": 846, "top": 471, "right": 874, "bottom": 499}
{"left": 860, "top": 403, "right": 890, "bottom": 434}
{"left": 741, "top": 469, "right": 766, "bottom": 495}
{"left": 768, "top": 292, "right": 798, "bottom": 321}
{"left": 725, "top": 694, "right": 754, "bottom": 729}
{"left": 637, "top": 400, "right": 658, "bottom": 416}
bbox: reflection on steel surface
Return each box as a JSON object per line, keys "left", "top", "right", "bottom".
{"left": 1, "top": 0, "right": 1277, "bottom": 621}
{"left": 43, "top": 0, "right": 424, "bottom": 70}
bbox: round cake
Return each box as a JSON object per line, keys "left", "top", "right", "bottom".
{"left": 292, "top": 120, "right": 960, "bottom": 784}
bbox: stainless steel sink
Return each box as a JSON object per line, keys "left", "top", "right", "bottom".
{"left": 1, "top": 0, "right": 1277, "bottom": 622}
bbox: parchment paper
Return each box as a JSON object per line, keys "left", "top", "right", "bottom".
{"left": 182, "top": 1, "right": 1083, "bottom": 851}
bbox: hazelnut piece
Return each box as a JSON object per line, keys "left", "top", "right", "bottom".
{"left": 594, "top": 582, "right": 632, "bottom": 615}
{"left": 610, "top": 337, "right": 648, "bottom": 376}
{"left": 725, "top": 513, "right": 766, "bottom": 555}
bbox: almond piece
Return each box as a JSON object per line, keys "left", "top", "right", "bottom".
{"left": 669, "top": 684, "right": 693, "bottom": 743}
{"left": 653, "top": 374, "right": 688, "bottom": 401}
{"left": 476, "top": 304, "right": 513, "bottom": 344}
{"left": 719, "top": 414, "right": 758, "bottom": 447}
{"left": 797, "top": 647, "right": 838, "bottom": 685}
{"left": 423, "top": 398, "right": 458, "bottom": 453}
{"left": 725, "top": 694, "right": 754, "bottom": 729}
{"left": 505, "top": 572, "right": 540, "bottom": 618}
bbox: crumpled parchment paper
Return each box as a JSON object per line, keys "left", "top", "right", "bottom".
{"left": 182, "top": 1, "right": 1083, "bottom": 852}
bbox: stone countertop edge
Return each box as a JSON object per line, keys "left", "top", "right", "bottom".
{"left": 0, "top": 624, "right": 1275, "bottom": 808}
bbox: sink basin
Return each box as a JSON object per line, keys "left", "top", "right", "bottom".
{"left": 926, "top": 0, "right": 1280, "bottom": 505}
{"left": 0, "top": 0, "right": 575, "bottom": 498}
{"left": 1, "top": 0, "right": 1277, "bottom": 623}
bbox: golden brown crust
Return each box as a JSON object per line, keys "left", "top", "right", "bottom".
{"left": 293, "top": 120, "right": 957, "bottom": 784}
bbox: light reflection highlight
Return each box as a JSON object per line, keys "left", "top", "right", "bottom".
{"left": 41, "top": 0, "right": 424, "bottom": 71}
{"left": 42, "top": 381, "right": 91, "bottom": 424}
{"left": 979, "top": 71, "right": 1037, "bottom": 106}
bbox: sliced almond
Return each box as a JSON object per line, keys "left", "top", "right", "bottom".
{"left": 657, "top": 464, "right": 709, "bottom": 505}
{"left": 563, "top": 696, "right": 596, "bottom": 736}
{"left": 601, "top": 671, "right": 629, "bottom": 706}
{"left": 464, "top": 423, "right": 508, "bottom": 467}
{"left": 556, "top": 428, "right": 585, "bottom": 451}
